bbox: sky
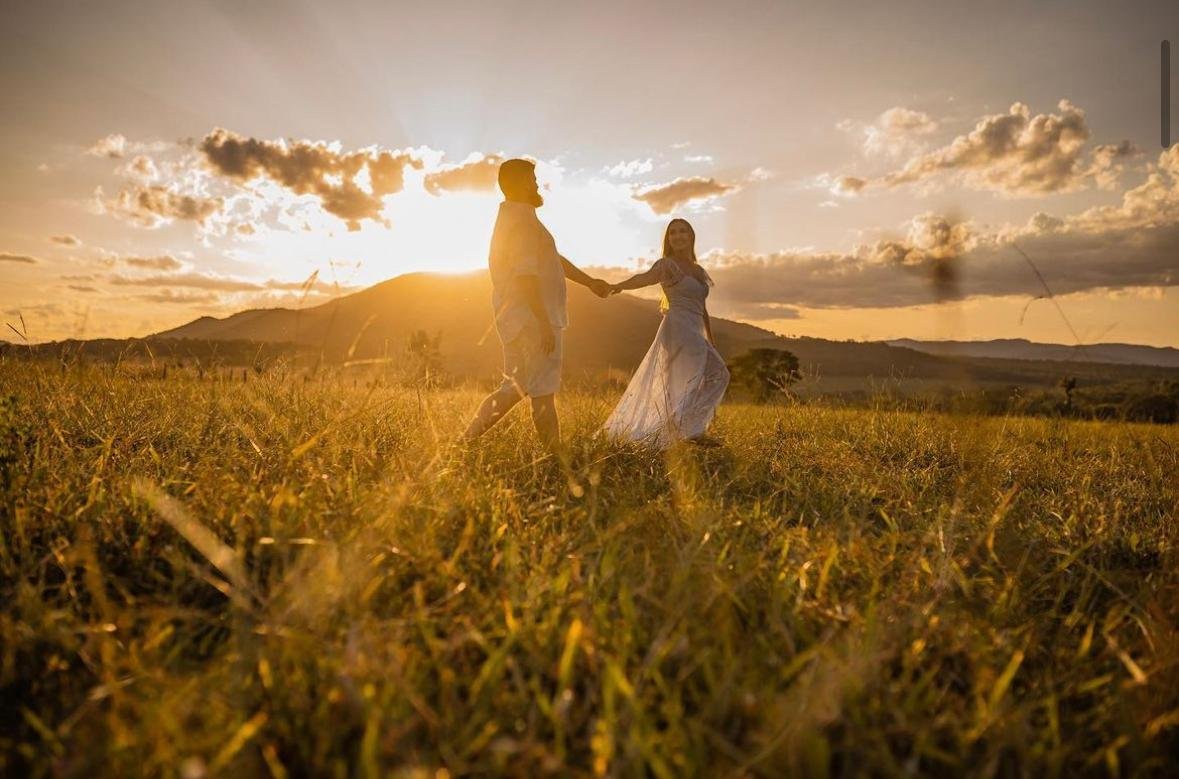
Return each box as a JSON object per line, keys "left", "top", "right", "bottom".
{"left": 2, "top": 0, "right": 1178, "bottom": 346}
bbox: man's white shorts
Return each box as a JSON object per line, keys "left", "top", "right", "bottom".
{"left": 498, "top": 325, "right": 563, "bottom": 397}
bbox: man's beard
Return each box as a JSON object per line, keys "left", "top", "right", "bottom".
{"left": 506, "top": 186, "right": 544, "bottom": 207}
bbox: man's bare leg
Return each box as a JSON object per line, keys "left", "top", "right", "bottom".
{"left": 530, "top": 394, "right": 561, "bottom": 452}
{"left": 461, "top": 387, "right": 523, "bottom": 441}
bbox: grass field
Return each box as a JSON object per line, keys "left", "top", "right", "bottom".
{"left": 1, "top": 362, "right": 1177, "bottom": 777}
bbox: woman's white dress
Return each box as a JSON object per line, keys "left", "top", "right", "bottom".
{"left": 603, "top": 258, "right": 730, "bottom": 447}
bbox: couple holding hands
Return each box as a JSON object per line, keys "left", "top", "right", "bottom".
{"left": 461, "top": 158, "right": 730, "bottom": 451}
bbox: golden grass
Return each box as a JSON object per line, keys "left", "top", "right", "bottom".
{"left": 1, "top": 362, "right": 1176, "bottom": 776}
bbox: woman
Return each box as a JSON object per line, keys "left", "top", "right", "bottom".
{"left": 603, "top": 218, "right": 730, "bottom": 447}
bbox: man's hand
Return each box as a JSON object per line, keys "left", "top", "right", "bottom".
{"left": 539, "top": 322, "right": 556, "bottom": 354}
{"left": 588, "top": 278, "right": 612, "bottom": 298}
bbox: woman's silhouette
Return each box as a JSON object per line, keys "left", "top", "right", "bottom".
{"left": 603, "top": 218, "right": 730, "bottom": 447}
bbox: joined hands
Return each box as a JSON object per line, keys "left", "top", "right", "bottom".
{"left": 589, "top": 278, "right": 621, "bottom": 298}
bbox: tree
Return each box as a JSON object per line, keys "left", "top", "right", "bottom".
{"left": 728, "top": 348, "right": 802, "bottom": 401}
{"left": 405, "top": 330, "right": 445, "bottom": 388}
{"left": 1122, "top": 394, "right": 1178, "bottom": 424}
{"left": 1058, "top": 376, "right": 1077, "bottom": 413}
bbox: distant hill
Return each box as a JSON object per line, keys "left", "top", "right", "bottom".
{"left": 8, "top": 272, "right": 1177, "bottom": 392}
{"left": 144, "top": 272, "right": 1179, "bottom": 387}
{"left": 153, "top": 271, "right": 792, "bottom": 379}
{"left": 887, "top": 338, "right": 1179, "bottom": 368}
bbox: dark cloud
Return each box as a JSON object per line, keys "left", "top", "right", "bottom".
{"left": 0, "top": 253, "right": 38, "bottom": 263}
{"left": 633, "top": 176, "right": 738, "bottom": 214}
{"left": 50, "top": 235, "right": 82, "bottom": 246}
{"left": 423, "top": 154, "right": 504, "bottom": 195}
{"left": 104, "top": 185, "right": 223, "bottom": 228}
{"left": 67, "top": 285, "right": 99, "bottom": 293}
{"left": 199, "top": 128, "right": 422, "bottom": 230}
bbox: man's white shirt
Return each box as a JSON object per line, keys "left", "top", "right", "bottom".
{"left": 488, "top": 200, "right": 568, "bottom": 341}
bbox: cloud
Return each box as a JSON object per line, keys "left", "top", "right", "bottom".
{"left": 101, "top": 185, "right": 223, "bottom": 228}
{"left": 833, "top": 176, "right": 867, "bottom": 196}
{"left": 0, "top": 253, "right": 38, "bottom": 263}
{"left": 727, "top": 303, "right": 802, "bottom": 320}
{"left": 50, "top": 234, "right": 82, "bottom": 246}
{"left": 109, "top": 271, "right": 264, "bottom": 292}
{"left": 835, "top": 100, "right": 1135, "bottom": 198}
{"left": 645, "top": 147, "right": 1179, "bottom": 319}
{"left": 87, "top": 133, "right": 128, "bottom": 159}
{"left": 136, "top": 290, "right": 220, "bottom": 304}
{"left": 107, "top": 268, "right": 353, "bottom": 297}
{"left": 199, "top": 128, "right": 423, "bottom": 230}
{"left": 61, "top": 274, "right": 97, "bottom": 281}
{"left": 861, "top": 107, "right": 939, "bottom": 157}
{"left": 605, "top": 158, "right": 654, "bottom": 178}
{"left": 119, "top": 155, "right": 159, "bottom": 180}
{"left": 263, "top": 280, "right": 342, "bottom": 294}
{"left": 422, "top": 153, "right": 504, "bottom": 196}
{"left": 697, "top": 149, "right": 1179, "bottom": 317}
{"left": 122, "top": 254, "right": 183, "bottom": 270}
{"left": 67, "top": 285, "right": 99, "bottom": 293}
{"left": 633, "top": 176, "right": 739, "bottom": 214}
{"left": 1084, "top": 140, "right": 1140, "bottom": 190}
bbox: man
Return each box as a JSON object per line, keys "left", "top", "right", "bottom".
{"left": 461, "top": 158, "right": 611, "bottom": 450}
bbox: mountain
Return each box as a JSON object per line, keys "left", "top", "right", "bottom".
{"left": 154, "top": 271, "right": 787, "bottom": 380}
{"left": 886, "top": 338, "right": 1179, "bottom": 368}
{"left": 145, "top": 272, "right": 1179, "bottom": 389}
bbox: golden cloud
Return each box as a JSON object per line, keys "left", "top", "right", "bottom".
{"left": 836, "top": 100, "right": 1137, "bottom": 197}
{"left": 861, "top": 107, "right": 939, "bottom": 157}
{"left": 102, "top": 185, "right": 223, "bottom": 228}
{"left": 87, "top": 133, "right": 127, "bottom": 159}
{"left": 199, "top": 128, "right": 423, "bottom": 230}
{"left": 423, "top": 154, "right": 504, "bottom": 195}
{"left": 691, "top": 150, "right": 1179, "bottom": 317}
{"left": 122, "top": 255, "right": 184, "bottom": 271}
{"left": 633, "top": 176, "right": 738, "bottom": 214}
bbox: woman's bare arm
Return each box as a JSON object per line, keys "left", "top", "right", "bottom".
{"left": 610, "top": 261, "right": 666, "bottom": 292}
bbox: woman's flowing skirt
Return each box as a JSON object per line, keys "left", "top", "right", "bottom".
{"left": 603, "top": 308, "right": 730, "bottom": 447}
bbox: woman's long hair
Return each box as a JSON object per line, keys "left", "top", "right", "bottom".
{"left": 662, "top": 218, "right": 698, "bottom": 264}
{"left": 658, "top": 218, "right": 711, "bottom": 312}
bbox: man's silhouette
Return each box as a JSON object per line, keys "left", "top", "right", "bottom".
{"left": 460, "top": 158, "right": 611, "bottom": 450}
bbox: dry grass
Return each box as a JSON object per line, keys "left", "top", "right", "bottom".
{"left": 1, "top": 361, "right": 1177, "bottom": 777}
